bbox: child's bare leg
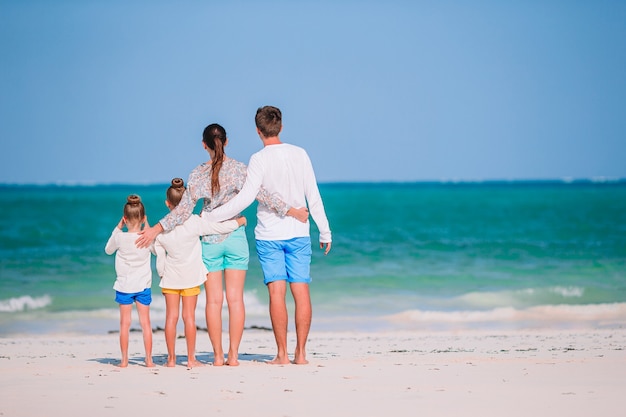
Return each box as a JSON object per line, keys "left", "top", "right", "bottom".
{"left": 136, "top": 302, "right": 155, "bottom": 367}
{"left": 267, "top": 280, "right": 290, "bottom": 365}
{"left": 290, "top": 283, "right": 312, "bottom": 365}
{"left": 164, "top": 293, "right": 180, "bottom": 367}
{"left": 205, "top": 272, "right": 225, "bottom": 366}
{"left": 118, "top": 304, "right": 132, "bottom": 367}
{"left": 182, "top": 294, "right": 203, "bottom": 368}
{"left": 224, "top": 269, "right": 246, "bottom": 366}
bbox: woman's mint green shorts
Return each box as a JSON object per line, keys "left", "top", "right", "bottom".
{"left": 202, "top": 226, "right": 249, "bottom": 272}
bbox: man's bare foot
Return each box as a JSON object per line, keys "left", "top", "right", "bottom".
{"left": 187, "top": 359, "right": 204, "bottom": 369}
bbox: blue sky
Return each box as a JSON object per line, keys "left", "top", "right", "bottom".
{"left": 1, "top": 0, "right": 625, "bottom": 184}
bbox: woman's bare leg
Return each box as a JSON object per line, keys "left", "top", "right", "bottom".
{"left": 205, "top": 271, "right": 225, "bottom": 365}
{"left": 224, "top": 269, "right": 246, "bottom": 366}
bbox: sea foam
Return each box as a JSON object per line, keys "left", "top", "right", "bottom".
{"left": 0, "top": 295, "right": 52, "bottom": 313}
{"left": 386, "top": 302, "right": 626, "bottom": 329}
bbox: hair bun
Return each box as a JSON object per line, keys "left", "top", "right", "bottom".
{"left": 171, "top": 178, "right": 185, "bottom": 189}
{"left": 127, "top": 194, "right": 142, "bottom": 205}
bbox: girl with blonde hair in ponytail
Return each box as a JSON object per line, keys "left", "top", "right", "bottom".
{"left": 105, "top": 194, "right": 155, "bottom": 368}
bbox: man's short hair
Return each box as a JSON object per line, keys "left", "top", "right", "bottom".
{"left": 255, "top": 106, "right": 282, "bottom": 137}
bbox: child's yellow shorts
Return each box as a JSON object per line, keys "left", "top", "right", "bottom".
{"left": 161, "top": 286, "right": 201, "bottom": 297}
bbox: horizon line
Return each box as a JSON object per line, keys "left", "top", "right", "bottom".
{"left": 1, "top": 177, "right": 625, "bottom": 187}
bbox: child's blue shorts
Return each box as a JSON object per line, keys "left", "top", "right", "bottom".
{"left": 115, "top": 288, "right": 152, "bottom": 305}
{"left": 256, "top": 237, "right": 312, "bottom": 285}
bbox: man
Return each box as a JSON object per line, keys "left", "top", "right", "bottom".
{"left": 203, "top": 105, "right": 332, "bottom": 364}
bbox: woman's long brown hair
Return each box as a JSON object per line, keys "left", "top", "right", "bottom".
{"left": 202, "top": 123, "right": 227, "bottom": 195}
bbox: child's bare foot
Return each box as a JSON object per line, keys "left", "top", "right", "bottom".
{"left": 187, "top": 359, "right": 204, "bottom": 369}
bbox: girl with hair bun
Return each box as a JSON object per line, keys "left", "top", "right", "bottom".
{"left": 155, "top": 178, "right": 246, "bottom": 368}
{"left": 105, "top": 194, "right": 155, "bottom": 368}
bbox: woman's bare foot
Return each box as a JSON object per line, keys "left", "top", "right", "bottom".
{"left": 293, "top": 350, "right": 308, "bottom": 365}
{"left": 213, "top": 355, "right": 225, "bottom": 366}
{"left": 292, "top": 356, "right": 309, "bottom": 365}
{"left": 225, "top": 356, "right": 239, "bottom": 366}
{"left": 116, "top": 359, "right": 129, "bottom": 368}
{"left": 267, "top": 354, "right": 291, "bottom": 365}
{"left": 145, "top": 359, "right": 156, "bottom": 368}
{"left": 165, "top": 356, "right": 177, "bottom": 367}
{"left": 187, "top": 359, "right": 204, "bottom": 369}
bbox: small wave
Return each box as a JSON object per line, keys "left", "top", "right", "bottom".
{"left": 386, "top": 302, "right": 626, "bottom": 327}
{"left": 456, "top": 286, "right": 585, "bottom": 309}
{"left": 516, "top": 286, "right": 585, "bottom": 298}
{"left": 0, "top": 295, "right": 52, "bottom": 313}
{"left": 549, "top": 286, "right": 584, "bottom": 298}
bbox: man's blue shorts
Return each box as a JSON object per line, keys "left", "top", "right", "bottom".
{"left": 202, "top": 226, "right": 249, "bottom": 272}
{"left": 256, "top": 237, "right": 312, "bottom": 285}
{"left": 115, "top": 287, "right": 152, "bottom": 305}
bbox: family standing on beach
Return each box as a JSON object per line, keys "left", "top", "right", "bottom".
{"left": 105, "top": 106, "right": 332, "bottom": 368}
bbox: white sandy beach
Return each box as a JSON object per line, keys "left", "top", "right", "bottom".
{"left": 1, "top": 327, "right": 625, "bottom": 417}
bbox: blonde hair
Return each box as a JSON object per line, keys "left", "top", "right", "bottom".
{"left": 166, "top": 178, "right": 186, "bottom": 208}
{"left": 123, "top": 195, "right": 145, "bottom": 223}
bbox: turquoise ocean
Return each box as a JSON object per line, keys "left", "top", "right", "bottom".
{"left": 1, "top": 180, "right": 625, "bottom": 336}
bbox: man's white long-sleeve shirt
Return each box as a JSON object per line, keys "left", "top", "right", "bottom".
{"left": 204, "top": 143, "right": 331, "bottom": 243}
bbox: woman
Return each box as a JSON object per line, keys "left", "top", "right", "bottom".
{"left": 137, "top": 123, "right": 307, "bottom": 366}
